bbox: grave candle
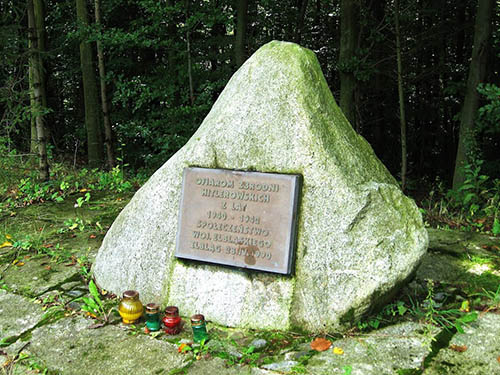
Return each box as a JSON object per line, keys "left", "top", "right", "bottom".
{"left": 145, "top": 303, "right": 160, "bottom": 331}
{"left": 162, "top": 306, "right": 181, "bottom": 335}
{"left": 191, "top": 314, "right": 208, "bottom": 343}
{"left": 118, "top": 290, "right": 143, "bottom": 324}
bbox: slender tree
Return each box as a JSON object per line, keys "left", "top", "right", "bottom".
{"left": 185, "top": 0, "right": 194, "bottom": 105}
{"left": 452, "top": 0, "right": 495, "bottom": 189}
{"left": 394, "top": 0, "right": 407, "bottom": 190}
{"left": 28, "top": 0, "right": 49, "bottom": 180}
{"left": 76, "top": 0, "right": 103, "bottom": 167}
{"left": 28, "top": 34, "right": 37, "bottom": 153}
{"left": 295, "top": 0, "right": 309, "bottom": 44}
{"left": 339, "top": 0, "right": 360, "bottom": 129}
{"left": 234, "top": 0, "right": 249, "bottom": 68}
{"left": 95, "top": 0, "right": 115, "bottom": 169}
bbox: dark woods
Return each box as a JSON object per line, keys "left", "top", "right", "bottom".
{"left": 1, "top": 0, "right": 499, "bottom": 189}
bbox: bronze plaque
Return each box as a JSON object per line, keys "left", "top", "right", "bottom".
{"left": 175, "top": 167, "right": 300, "bottom": 274}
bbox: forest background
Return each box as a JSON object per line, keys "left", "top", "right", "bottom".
{"left": 0, "top": 0, "right": 499, "bottom": 235}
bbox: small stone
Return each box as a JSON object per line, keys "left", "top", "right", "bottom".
{"left": 65, "top": 289, "right": 85, "bottom": 298}
{"left": 226, "top": 345, "right": 243, "bottom": 359}
{"left": 250, "top": 339, "right": 267, "bottom": 350}
{"left": 67, "top": 301, "right": 81, "bottom": 311}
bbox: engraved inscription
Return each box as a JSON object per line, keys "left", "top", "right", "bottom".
{"left": 175, "top": 167, "right": 300, "bottom": 274}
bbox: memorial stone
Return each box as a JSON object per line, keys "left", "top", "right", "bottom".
{"left": 93, "top": 40, "right": 428, "bottom": 332}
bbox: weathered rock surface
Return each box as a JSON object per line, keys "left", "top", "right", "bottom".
{"left": 93, "top": 40, "right": 427, "bottom": 332}
{"left": 0, "top": 290, "right": 44, "bottom": 346}
{"left": 25, "top": 317, "right": 188, "bottom": 375}
{"left": 2, "top": 257, "right": 80, "bottom": 297}
{"left": 306, "top": 322, "right": 439, "bottom": 375}
{"left": 423, "top": 313, "right": 500, "bottom": 375}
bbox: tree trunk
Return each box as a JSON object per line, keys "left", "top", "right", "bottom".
{"left": 339, "top": 0, "right": 359, "bottom": 129}
{"left": 28, "top": 35, "right": 37, "bottom": 153}
{"left": 295, "top": 0, "right": 309, "bottom": 44}
{"left": 95, "top": 0, "right": 115, "bottom": 169}
{"left": 234, "top": 0, "right": 249, "bottom": 68}
{"left": 185, "top": 0, "right": 194, "bottom": 105}
{"left": 76, "top": 0, "right": 103, "bottom": 168}
{"left": 394, "top": 0, "right": 407, "bottom": 191}
{"left": 28, "top": 0, "right": 49, "bottom": 181}
{"left": 452, "top": 0, "right": 494, "bottom": 189}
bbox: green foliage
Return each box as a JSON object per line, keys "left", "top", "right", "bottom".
{"left": 77, "top": 280, "right": 116, "bottom": 323}
{"left": 0, "top": 156, "right": 142, "bottom": 217}
{"left": 421, "top": 161, "right": 500, "bottom": 234}
{"left": 357, "top": 300, "right": 408, "bottom": 331}
{"left": 471, "top": 284, "right": 500, "bottom": 312}
{"left": 410, "top": 281, "right": 478, "bottom": 334}
{"left": 477, "top": 83, "right": 500, "bottom": 135}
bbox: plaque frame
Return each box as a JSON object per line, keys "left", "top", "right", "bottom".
{"left": 175, "top": 167, "right": 301, "bottom": 275}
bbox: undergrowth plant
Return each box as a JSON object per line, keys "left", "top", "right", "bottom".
{"left": 77, "top": 280, "right": 115, "bottom": 324}
{"left": 0, "top": 157, "right": 144, "bottom": 214}
{"left": 410, "top": 280, "right": 478, "bottom": 334}
{"left": 421, "top": 161, "right": 500, "bottom": 234}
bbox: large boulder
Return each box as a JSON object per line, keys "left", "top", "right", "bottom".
{"left": 93, "top": 41, "right": 427, "bottom": 332}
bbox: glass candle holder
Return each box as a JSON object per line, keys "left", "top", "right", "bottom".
{"left": 118, "top": 290, "right": 143, "bottom": 324}
{"left": 191, "top": 314, "right": 208, "bottom": 343}
{"left": 162, "top": 306, "right": 181, "bottom": 335}
{"left": 145, "top": 303, "right": 161, "bottom": 331}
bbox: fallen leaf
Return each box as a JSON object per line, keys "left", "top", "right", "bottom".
{"left": 178, "top": 343, "right": 189, "bottom": 353}
{"left": 42, "top": 243, "right": 53, "bottom": 248}
{"left": 44, "top": 265, "right": 51, "bottom": 271}
{"left": 16, "top": 262, "right": 25, "bottom": 267}
{"left": 9, "top": 212, "right": 16, "bottom": 217}
{"left": 89, "top": 234, "right": 97, "bottom": 239}
{"left": 79, "top": 188, "right": 88, "bottom": 192}
{"left": 65, "top": 256, "right": 77, "bottom": 267}
{"left": 0, "top": 241, "right": 12, "bottom": 248}
{"left": 88, "top": 323, "right": 105, "bottom": 329}
{"left": 333, "top": 347, "right": 344, "bottom": 355}
{"left": 5, "top": 234, "right": 12, "bottom": 240}
{"left": 497, "top": 355, "right": 500, "bottom": 363}
{"left": 311, "top": 337, "right": 332, "bottom": 351}
{"left": 450, "top": 344, "right": 467, "bottom": 352}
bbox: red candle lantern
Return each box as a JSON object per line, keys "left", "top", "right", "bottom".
{"left": 162, "top": 306, "right": 181, "bottom": 335}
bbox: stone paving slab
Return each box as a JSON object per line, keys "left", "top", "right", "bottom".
{"left": 2, "top": 258, "right": 80, "bottom": 297}
{"left": 305, "top": 322, "right": 439, "bottom": 375}
{"left": 0, "top": 290, "right": 44, "bottom": 347}
{"left": 423, "top": 313, "right": 500, "bottom": 375}
{"left": 25, "top": 317, "right": 188, "bottom": 375}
